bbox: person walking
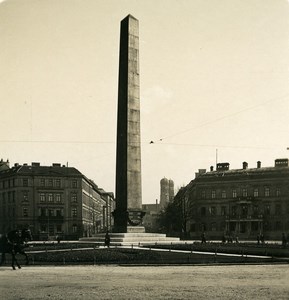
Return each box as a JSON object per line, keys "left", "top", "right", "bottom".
{"left": 104, "top": 231, "right": 110, "bottom": 248}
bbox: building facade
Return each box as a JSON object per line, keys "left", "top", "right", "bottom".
{"left": 142, "top": 201, "right": 160, "bottom": 232}
{"left": 183, "top": 159, "right": 289, "bottom": 241}
{"left": 0, "top": 160, "right": 115, "bottom": 240}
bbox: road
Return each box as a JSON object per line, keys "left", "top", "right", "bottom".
{"left": 0, "top": 264, "right": 288, "bottom": 299}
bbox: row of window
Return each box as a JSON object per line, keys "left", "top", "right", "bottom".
{"left": 191, "top": 220, "right": 289, "bottom": 232}
{"left": 39, "top": 224, "right": 78, "bottom": 234}
{"left": 1, "top": 191, "right": 16, "bottom": 203}
{"left": 40, "top": 193, "right": 62, "bottom": 203}
{"left": 39, "top": 192, "right": 79, "bottom": 203}
{"left": 200, "top": 187, "right": 281, "bottom": 199}
{"left": 0, "top": 178, "right": 78, "bottom": 188}
{"left": 38, "top": 178, "right": 77, "bottom": 188}
{"left": 20, "top": 207, "right": 78, "bottom": 218}
{"left": 0, "top": 179, "right": 15, "bottom": 189}
{"left": 199, "top": 203, "right": 286, "bottom": 217}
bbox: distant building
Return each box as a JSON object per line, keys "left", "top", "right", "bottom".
{"left": 184, "top": 158, "right": 289, "bottom": 240}
{"left": 142, "top": 200, "right": 160, "bottom": 232}
{"left": 160, "top": 178, "right": 174, "bottom": 210}
{"left": 0, "top": 161, "right": 115, "bottom": 240}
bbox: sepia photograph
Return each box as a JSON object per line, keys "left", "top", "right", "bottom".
{"left": 0, "top": 0, "right": 289, "bottom": 299}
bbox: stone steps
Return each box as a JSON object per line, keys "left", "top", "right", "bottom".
{"left": 80, "top": 233, "right": 180, "bottom": 245}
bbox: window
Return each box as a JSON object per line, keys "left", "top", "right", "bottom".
{"left": 210, "top": 206, "right": 216, "bottom": 216}
{"left": 254, "top": 188, "right": 259, "bottom": 197}
{"left": 72, "top": 180, "right": 77, "bottom": 188}
{"left": 264, "top": 205, "right": 270, "bottom": 215}
{"left": 201, "top": 191, "right": 206, "bottom": 199}
{"left": 48, "top": 194, "right": 53, "bottom": 202}
{"left": 253, "top": 205, "right": 259, "bottom": 216}
{"left": 40, "top": 224, "right": 46, "bottom": 232}
{"left": 265, "top": 187, "right": 270, "bottom": 197}
{"left": 71, "top": 193, "right": 77, "bottom": 203}
{"left": 275, "top": 204, "right": 281, "bottom": 215}
{"left": 264, "top": 222, "right": 270, "bottom": 230}
{"left": 40, "top": 179, "right": 45, "bottom": 187}
{"left": 48, "top": 209, "right": 54, "bottom": 217}
{"left": 56, "top": 225, "right": 62, "bottom": 233}
{"left": 39, "top": 208, "right": 46, "bottom": 216}
{"left": 190, "top": 224, "right": 196, "bottom": 232}
{"left": 200, "top": 207, "right": 206, "bottom": 216}
{"left": 72, "top": 224, "right": 77, "bottom": 233}
{"left": 241, "top": 205, "right": 248, "bottom": 217}
{"left": 23, "top": 207, "right": 28, "bottom": 217}
{"left": 232, "top": 206, "right": 237, "bottom": 216}
{"left": 48, "top": 179, "right": 53, "bottom": 187}
{"left": 210, "top": 222, "right": 217, "bottom": 231}
{"left": 242, "top": 188, "right": 247, "bottom": 197}
{"left": 55, "top": 179, "right": 61, "bottom": 188}
{"left": 55, "top": 194, "right": 61, "bottom": 203}
{"left": 220, "top": 222, "right": 226, "bottom": 231}
{"left": 276, "top": 188, "right": 281, "bottom": 197}
{"left": 40, "top": 193, "right": 45, "bottom": 202}
{"left": 275, "top": 221, "right": 282, "bottom": 230}
{"left": 200, "top": 223, "right": 206, "bottom": 231}
{"left": 72, "top": 208, "right": 77, "bottom": 217}
{"left": 221, "top": 190, "right": 226, "bottom": 199}
{"left": 211, "top": 190, "right": 216, "bottom": 199}
{"left": 232, "top": 189, "right": 237, "bottom": 198}
{"left": 23, "top": 179, "right": 28, "bottom": 187}
{"left": 23, "top": 191, "right": 28, "bottom": 202}
{"left": 221, "top": 206, "right": 227, "bottom": 216}
{"left": 56, "top": 209, "right": 62, "bottom": 217}
{"left": 251, "top": 222, "right": 258, "bottom": 231}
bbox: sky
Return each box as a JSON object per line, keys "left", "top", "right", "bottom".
{"left": 1, "top": 0, "right": 289, "bottom": 204}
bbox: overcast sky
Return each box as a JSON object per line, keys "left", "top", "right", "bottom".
{"left": 1, "top": 0, "right": 289, "bottom": 204}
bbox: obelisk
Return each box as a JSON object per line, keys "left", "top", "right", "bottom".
{"left": 113, "top": 15, "right": 145, "bottom": 233}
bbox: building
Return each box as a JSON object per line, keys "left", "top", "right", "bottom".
{"left": 183, "top": 158, "right": 289, "bottom": 241}
{"left": 160, "top": 178, "right": 174, "bottom": 210}
{"left": 0, "top": 160, "right": 115, "bottom": 240}
{"left": 142, "top": 200, "right": 160, "bottom": 232}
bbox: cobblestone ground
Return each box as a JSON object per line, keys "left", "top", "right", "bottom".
{"left": 0, "top": 264, "right": 288, "bottom": 299}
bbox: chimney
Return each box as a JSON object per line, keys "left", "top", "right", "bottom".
{"left": 52, "top": 163, "right": 61, "bottom": 167}
{"left": 257, "top": 161, "right": 261, "bottom": 168}
{"left": 275, "top": 158, "right": 289, "bottom": 167}
{"left": 210, "top": 166, "right": 214, "bottom": 172}
{"left": 216, "top": 163, "right": 230, "bottom": 171}
{"left": 243, "top": 162, "right": 248, "bottom": 169}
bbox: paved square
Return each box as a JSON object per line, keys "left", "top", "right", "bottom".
{"left": 0, "top": 264, "right": 288, "bottom": 299}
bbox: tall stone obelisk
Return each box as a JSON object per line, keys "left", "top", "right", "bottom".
{"left": 113, "top": 15, "right": 145, "bottom": 233}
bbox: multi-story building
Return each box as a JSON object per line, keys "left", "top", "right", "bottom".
{"left": 142, "top": 200, "right": 160, "bottom": 232}
{"left": 0, "top": 160, "right": 115, "bottom": 240}
{"left": 183, "top": 158, "right": 289, "bottom": 241}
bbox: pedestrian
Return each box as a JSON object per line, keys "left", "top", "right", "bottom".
{"left": 201, "top": 232, "right": 206, "bottom": 244}
{"left": 257, "top": 234, "right": 260, "bottom": 245}
{"left": 104, "top": 231, "right": 110, "bottom": 248}
{"left": 56, "top": 235, "right": 61, "bottom": 244}
{"left": 260, "top": 234, "right": 265, "bottom": 245}
{"left": 282, "top": 233, "right": 287, "bottom": 248}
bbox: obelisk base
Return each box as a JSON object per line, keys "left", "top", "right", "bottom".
{"left": 127, "top": 226, "right": 145, "bottom": 233}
